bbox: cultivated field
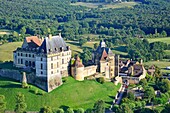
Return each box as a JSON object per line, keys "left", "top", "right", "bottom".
{"left": 0, "top": 42, "right": 22, "bottom": 62}
{"left": 144, "top": 60, "right": 170, "bottom": 73}
{"left": 0, "top": 76, "right": 120, "bottom": 111}
{"left": 71, "top": 2, "right": 139, "bottom": 9}
{"left": 148, "top": 37, "right": 170, "bottom": 44}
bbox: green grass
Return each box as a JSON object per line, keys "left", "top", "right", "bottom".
{"left": 71, "top": 2, "right": 139, "bottom": 9}
{"left": 0, "top": 76, "right": 120, "bottom": 111}
{"left": 148, "top": 37, "right": 170, "bottom": 44}
{"left": 144, "top": 60, "right": 170, "bottom": 73}
{"left": 0, "top": 42, "right": 22, "bottom": 62}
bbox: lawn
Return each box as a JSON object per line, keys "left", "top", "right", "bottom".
{"left": 148, "top": 37, "right": 170, "bottom": 44}
{"left": 0, "top": 42, "right": 22, "bottom": 62}
{"left": 0, "top": 76, "right": 120, "bottom": 111}
{"left": 144, "top": 60, "right": 170, "bottom": 73}
{"left": 71, "top": 2, "right": 139, "bottom": 9}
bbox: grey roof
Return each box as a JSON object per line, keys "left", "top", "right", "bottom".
{"left": 38, "top": 36, "right": 68, "bottom": 54}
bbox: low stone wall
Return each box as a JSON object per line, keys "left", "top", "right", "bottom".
{"left": 0, "top": 69, "right": 22, "bottom": 81}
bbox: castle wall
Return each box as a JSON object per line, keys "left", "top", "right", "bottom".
{"left": 75, "top": 66, "right": 84, "bottom": 81}
{"left": 36, "top": 55, "right": 47, "bottom": 77}
{"left": 100, "top": 61, "right": 107, "bottom": 73}
{"left": 84, "top": 65, "right": 97, "bottom": 77}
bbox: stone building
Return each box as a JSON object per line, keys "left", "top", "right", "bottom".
{"left": 92, "top": 40, "right": 119, "bottom": 79}
{"left": 13, "top": 34, "right": 71, "bottom": 92}
{"left": 71, "top": 55, "right": 97, "bottom": 81}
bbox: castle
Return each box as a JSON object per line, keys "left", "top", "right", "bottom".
{"left": 13, "top": 35, "right": 120, "bottom": 92}
{"left": 13, "top": 34, "right": 71, "bottom": 92}
{"left": 71, "top": 40, "right": 119, "bottom": 81}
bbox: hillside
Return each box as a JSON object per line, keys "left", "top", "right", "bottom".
{"left": 0, "top": 76, "right": 120, "bottom": 111}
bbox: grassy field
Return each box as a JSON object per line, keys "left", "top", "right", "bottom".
{"left": 0, "top": 42, "right": 22, "bottom": 62}
{"left": 0, "top": 29, "right": 12, "bottom": 35}
{"left": 0, "top": 76, "right": 120, "bottom": 111}
{"left": 148, "top": 37, "right": 170, "bottom": 44}
{"left": 71, "top": 2, "right": 139, "bottom": 9}
{"left": 144, "top": 60, "right": 170, "bottom": 73}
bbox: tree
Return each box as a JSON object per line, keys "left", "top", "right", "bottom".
{"left": 77, "top": 108, "right": 84, "bottom": 113}
{"left": 0, "top": 95, "right": 6, "bottom": 113}
{"left": 15, "top": 93, "right": 27, "bottom": 113}
{"left": 94, "top": 43, "right": 98, "bottom": 49}
{"left": 127, "top": 92, "right": 135, "bottom": 101}
{"left": 161, "top": 103, "right": 170, "bottom": 113}
{"left": 66, "top": 108, "right": 74, "bottom": 113}
{"left": 144, "top": 87, "right": 155, "bottom": 103}
{"left": 93, "top": 100, "right": 105, "bottom": 113}
{"left": 20, "top": 27, "right": 26, "bottom": 35}
{"left": 40, "top": 106, "right": 53, "bottom": 113}
{"left": 56, "top": 108, "right": 64, "bottom": 113}
{"left": 139, "top": 78, "right": 148, "bottom": 88}
{"left": 159, "top": 79, "right": 170, "bottom": 93}
{"left": 79, "top": 38, "right": 87, "bottom": 47}
{"left": 117, "top": 103, "right": 133, "bottom": 113}
{"left": 86, "top": 109, "right": 94, "bottom": 113}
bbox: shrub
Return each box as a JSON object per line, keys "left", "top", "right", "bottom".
{"left": 56, "top": 108, "right": 64, "bottom": 113}
{"left": 66, "top": 108, "right": 74, "bottom": 113}
{"left": 22, "top": 82, "right": 28, "bottom": 88}
{"left": 96, "top": 77, "right": 105, "bottom": 84}
{"left": 77, "top": 108, "right": 84, "bottom": 113}
{"left": 34, "top": 89, "right": 38, "bottom": 95}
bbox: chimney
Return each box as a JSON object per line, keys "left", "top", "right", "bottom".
{"left": 49, "top": 34, "right": 52, "bottom": 39}
{"left": 59, "top": 33, "right": 61, "bottom": 37}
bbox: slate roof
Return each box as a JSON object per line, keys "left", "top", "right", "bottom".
{"left": 95, "top": 40, "right": 114, "bottom": 61}
{"left": 38, "top": 35, "right": 68, "bottom": 54}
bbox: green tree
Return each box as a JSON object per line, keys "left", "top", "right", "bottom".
{"left": 0, "top": 95, "right": 6, "bottom": 113}
{"left": 161, "top": 103, "right": 170, "bottom": 113}
{"left": 144, "top": 87, "right": 155, "bottom": 103}
{"left": 93, "top": 100, "right": 105, "bottom": 113}
{"left": 56, "top": 108, "right": 64, "bottom": 113}
{"left": 160, "top": 79, "right": 170, "bottom": 93}
{"left": 77, "top": 108, "right": 84, "bottom": 113}
{"left": 15, "top": 93, "right": 27, "bottom": 113}
{"left": 139, "top": 78, "right": 148, "bottom": 88}
{"left": 127, "top": 92, "right": 135, "bottom": 101}
{"left": 66, "top": 108, "right": 74, "bottom": 113}
{"left": 79, "top": 38, "right": 87, "bottom": 47}
{"left": 94, "top": 43, "right": 98, "bottom": 49}
{"left": 20, "top": 27, "right": 26, "bottom": 35}
{"left": 117, "top": 103, "right": 133, "bottom": 113}
{"left": 40, "top": 106, "right": 53, "bottom": 113}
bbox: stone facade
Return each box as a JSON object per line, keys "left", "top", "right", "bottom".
{"left": 92, "top": 40, "right": 119, "bottom": 79}
{"left": 71, "top": 56, "right": 97, "bottom": 81}
{"left": 13, "top": 34, "right": 71, "bottom": 92}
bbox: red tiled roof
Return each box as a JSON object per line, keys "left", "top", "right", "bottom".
{"left": 26, "top": 36, "right": 42, "bottom": 46}
{"left": 100, "top": 49, "right": 108, "bottom": 61}
{"left": 72, "top": 56, "right": 84, "bottom": 68}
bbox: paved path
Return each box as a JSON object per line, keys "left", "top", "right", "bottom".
{"left": 115, "top": 86, "right": 126, "bottom": 105}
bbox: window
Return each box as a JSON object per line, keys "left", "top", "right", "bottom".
{"left": 26, "top": 54, "right": 27, "bottom": 57}
{"left": 18, "top": 59, "right": 20, "bottom": 64}
{"left": 57, "top": 70, "right": 59, "bottom": 73}
{"left": 32, "top": 54, "right": 34, "bottom": 58}
{"left": 18, "top": 53, "right": 20, "bottom": 56}
{"left": 62, "top": 59, "right": 64, "bottom": 64}
{"left": 41, "top": 71, "right": 43, "bottom": 74}
{"left": 21, "top": 53, "right": 23, "bottom": 56}
{"left": 29, "top": 54, "right": 31, "bottom": 57}
{"left": 57, "top": 62, "right": 59, "bottom": 68}
{"left": 51, "top": 63, "right": 53, "bottom": 69}
{"left": 41, "top": 58, "right": 43, "bottom": 61}
{"left": 21, "top": 59, "right": 23, "bottom": 64}
{"left": 51, "top": 71, "right": 53, "bottom": 74}
{"left": 41, "top": 63, "right": 43, "bottom": 69}
{"left": 62, "top": 53, "right": 64, "bottom": 56}
{"left": 51, "top": 57, "right": 53, "bottom": 61}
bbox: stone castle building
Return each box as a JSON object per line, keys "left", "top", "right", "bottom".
{"left": 13, "top": 34, "right": 71, "bottom": 92}
{"left": 71, "top": 40, "right": 119, "bottom": 81}
{"left": 92, "top": 40, "right": 119, "bottom": 79}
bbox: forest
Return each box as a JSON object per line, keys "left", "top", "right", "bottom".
{"left": 0, "top": 0, "right": 170, "bottom": 62}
